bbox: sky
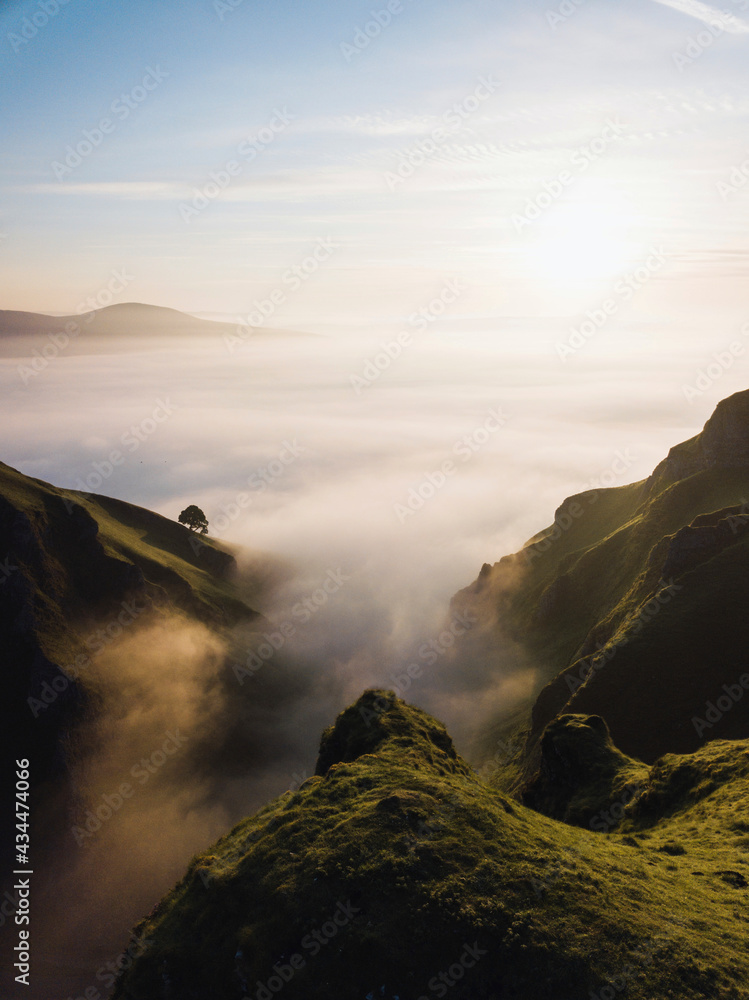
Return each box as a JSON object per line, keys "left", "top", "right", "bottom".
{"left": 2, "top": 0, "right": 749, "bottom": 331}
{"left": 4, "top": 3, "right": 749, "bottom": 992}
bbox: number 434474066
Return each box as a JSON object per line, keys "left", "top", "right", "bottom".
{"left": 15, "top": 760, "right": 30, "bottom": 862}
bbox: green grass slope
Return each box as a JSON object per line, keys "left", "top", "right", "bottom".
{"left": 112, "top": 693, "right": 749, "bottom": 1000}
{"left": 0, "top": 459, "right": 253, "bottom": 630}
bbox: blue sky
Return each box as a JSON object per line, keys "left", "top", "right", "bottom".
{"left": 2, "top": 0, "right": 749, "bottom": 327}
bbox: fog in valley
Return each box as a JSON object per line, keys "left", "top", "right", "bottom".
{"left": 1, "top": 312, "right": 745, "bottom": 997}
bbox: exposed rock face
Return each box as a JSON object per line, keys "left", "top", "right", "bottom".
{"left": 699, "top": 389, "right": 749, "bottom": 465}
{"left": 648, "top": 389, "right": 749, "bottom": 491}
{"left": 660, "top": 508, "right": 749, "bottom": 581}
{"left": 522, "top": 714, "right": 646, "bottom": 827}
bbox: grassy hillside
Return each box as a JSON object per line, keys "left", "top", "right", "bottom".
{"left": 0, "top": 460, "right": 260, "bottom": 795}
{"left": 112, "top": 692, "right": 749, "bottom": 1000}
{"left": 0, "top": 458, "right": 255, "bottom": 630}
{"left": 454, "top": 391, "right": 749, "bottom": 770}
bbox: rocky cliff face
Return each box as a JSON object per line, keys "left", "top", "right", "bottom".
{"left": 659, "top": 507, "right": 749, "bottom": 580}
{"left": 455, "top": 390, "right": 749, "bottom": 773}
{"left": 647, "top": 389, "right": 749, "bottom": 492}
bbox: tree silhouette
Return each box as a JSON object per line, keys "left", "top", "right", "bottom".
{"left": 178, "top": 505, "right": 209, "bottom": 534}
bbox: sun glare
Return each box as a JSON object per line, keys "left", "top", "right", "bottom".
{"left": 525, "top": 188, "right": 636, "bottom": 285}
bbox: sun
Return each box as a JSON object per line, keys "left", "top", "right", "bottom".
{"left": 524, "top": 186, "right": 636, "bottom": 285}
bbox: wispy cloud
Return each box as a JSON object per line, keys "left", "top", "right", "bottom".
{"left": 19, "top": 181, "right": 185, "bottom": 199}
{"left": 19, "top": 171, "right": 377, "bottom": 202}
{"left": 651, "top": 0, "right": 749, "bottom": 33}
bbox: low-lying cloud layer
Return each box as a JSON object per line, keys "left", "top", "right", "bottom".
{"left": 0, "top": 320, "right": 737, "bottom": 996}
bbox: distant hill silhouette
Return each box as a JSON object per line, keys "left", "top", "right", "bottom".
{"left": 0, "top": 302, "right": 315, "bottom": 355}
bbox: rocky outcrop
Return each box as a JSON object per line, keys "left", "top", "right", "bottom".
{"left": 647, "top": 389, "right": 749, "bottom": 493}
{"left": 315, "top": 689, "right": 467, "bottom": 777}
{"left": 660, "top": 507, "right": 749, "bottom": 581}
{"left": 522, "top": 714, "right": 646, "bottom": 827}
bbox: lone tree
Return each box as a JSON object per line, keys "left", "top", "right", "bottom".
{"left": 178, "top": 505, "right": 209, "bottom": 534}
